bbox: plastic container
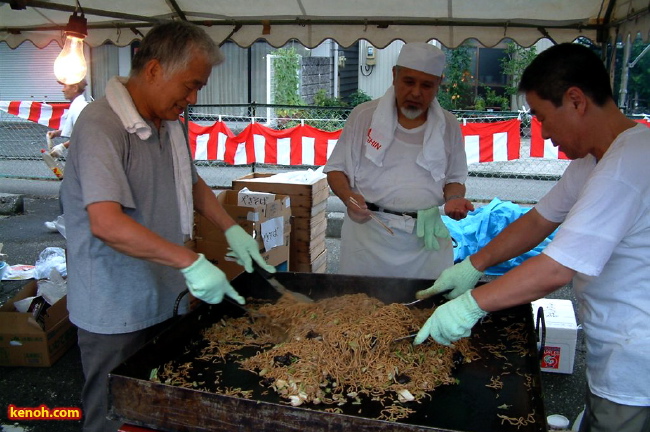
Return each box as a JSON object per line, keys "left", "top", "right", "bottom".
{"left": 41, "top": 149, "right": 64, "bottom": 179}
{"left": 547, "top": 414, "right": 570, "bottom": 430}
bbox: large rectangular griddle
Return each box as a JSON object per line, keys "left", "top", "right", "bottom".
{"left": 109, "top": 271, "right": 547, "bottom": 432}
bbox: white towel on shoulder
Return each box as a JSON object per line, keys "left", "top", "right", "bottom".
{"left": 166, "top": 120, "right": 194, "bottom": 239}
{"left": 105, "top": 76, "right": 152, "bottom": 140}
{"left": 105, "top": 76, "right": 194, "bottom": 239}
{"left": 364, "top": 86, "right": 448, "bottom": 181}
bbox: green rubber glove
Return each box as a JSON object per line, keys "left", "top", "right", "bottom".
{"left": 224, "top": 225, "right": 276, "bottom": 274}
{"left": 416, "top": 257, "right": 483, "bottom": 300}
{"left": 181, "top": 254, "right": 246, "bottom": 304}
{"left": 416, "top": 206, "right": 451, "bottom": 251}
{"left": 413, "top": 290, "right": 487, "bottom": 346}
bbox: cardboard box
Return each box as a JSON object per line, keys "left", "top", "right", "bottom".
{"left": 196, "top": 190, "right": 291, "bottom": 249}
{"left": 231, "top": 173, "right": 329, "bottom": 272}
{"left": 195, "top": 237, "right": 290, "bottom": 281}
{"left": 531, "top": 298, "right": 578, "bottom": 374}
{"left": 0, "top": 281, "right": 77, "bottom": 367}
{"left": 194, "top": 190, "right": 291, "bottom": 281}
{"left": 232, "top": 173, "right": 329, "bottom": 208}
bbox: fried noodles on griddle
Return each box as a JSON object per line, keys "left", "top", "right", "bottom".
{"left": 199, "top": 293, "right": 479, "bottom": 411}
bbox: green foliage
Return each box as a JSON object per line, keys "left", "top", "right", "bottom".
{"left": 483, "top": 86, "right": 510, "bottom": 111}
{"left": 474, "top": 95, "right": 486, "bottom": 111}
{"left": 347, "top": 89, "right": 372, "bottom": 107}
{"left": 310, "top": 89, "right": 348, "bottom": 131}
{"left": 313, "top": 89, "right": 344, "bottom": 107}
{"left": 271, "top": 47, "right": 304, "bottom": 106}
{"left": 270, "top": 46, "right": 305, "bottom": 129}
{"left": 500, "top": 42, "right": 537, "bottom": 97}
{"left": 439, "top": 44, "right": 474, "bottom": 110}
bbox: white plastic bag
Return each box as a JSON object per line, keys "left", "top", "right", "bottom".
{"left": 37, "top": 268, "right": 67, "bottom": 305}
{"left": 34, "top": 247, "right": 67, "bottom": 279}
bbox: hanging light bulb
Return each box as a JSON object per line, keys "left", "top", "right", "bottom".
{"left": 53, "top": 7, "right": 88, "bottom": 85}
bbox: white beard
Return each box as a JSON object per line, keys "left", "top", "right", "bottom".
{"left": 400, "top": 106, "right": 424, "bottom": 120}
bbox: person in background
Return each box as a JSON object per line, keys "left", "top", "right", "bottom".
{"left": 44, "top": 78, "right": 89, "bottom": 232}
{"left": 324, "top": 42, "right": 474, "bottom": 279}
{"left": 61, "top": 21, "right": 275, "bottom": 432}
{"left": 47, "top": 78, "right": 89, "bottom": 158}
{"left": 414, "top": 43, "right": 650, "bottom": 432}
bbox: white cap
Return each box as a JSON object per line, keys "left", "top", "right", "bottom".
{"left": 396, "top": 42, "right": 446, "bottom": 77}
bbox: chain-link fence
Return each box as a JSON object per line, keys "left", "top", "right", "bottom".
{"left": 0, "top": 109, "right": 66, "bottom": 180}
{"left": 2, "top": 103, "right": 648, "bottom": 203}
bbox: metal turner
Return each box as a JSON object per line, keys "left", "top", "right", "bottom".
{"left": 252, "top": 262, "right": 314, "bottom": 303}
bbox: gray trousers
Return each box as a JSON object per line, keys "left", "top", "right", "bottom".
{"left": 77, "top": 321, "right": 171, "bottom": 432}
{"left": 580, "top": 388, "right": 650, "bottom": 432}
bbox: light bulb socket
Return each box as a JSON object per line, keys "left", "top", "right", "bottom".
{"left": 64, "top": 11, "right": 87, "bottom": 39}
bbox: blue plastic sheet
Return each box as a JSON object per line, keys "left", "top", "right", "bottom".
{"left": 442, "top": 198, "right": 555, "bottom": 275}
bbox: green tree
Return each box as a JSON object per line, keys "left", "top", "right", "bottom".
{"left": 439, "top": 44, "right": 474, "bottom": 110}
{"left": 271, "top": 47, "right": 303, "bottom": 106}
{"left": 500, "top": 42, "right": 537, "bottom": 110}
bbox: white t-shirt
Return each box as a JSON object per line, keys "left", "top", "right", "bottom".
{"left": 60, "top": 94, "right": 88, "bottom": 137}
{"left": 536, "top": 123, "right": 650, "bottom": 406}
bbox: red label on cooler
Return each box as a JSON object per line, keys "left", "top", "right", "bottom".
{"left": 541, "top": 347, "right": 560, "bottom": 369}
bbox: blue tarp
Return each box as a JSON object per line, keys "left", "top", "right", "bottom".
{"left": 442, "top": 198, "right": 556, "bottom": 275}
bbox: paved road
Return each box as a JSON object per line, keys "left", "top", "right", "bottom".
{"left": 0, "top": 177, "right": 585, "bottom": 432}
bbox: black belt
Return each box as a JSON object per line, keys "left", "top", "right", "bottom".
{"left": 366, "top": 202, "right": 418, "bottom": 218}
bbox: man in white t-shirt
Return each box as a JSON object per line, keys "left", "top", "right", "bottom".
{"left": 47, "top": 78, "right": 89, "bottom": 157}
{"left": 44, "top": 79, "right": 89, "bottom": 232}
{"left": 413, "top": 43, "right": 650, "bottom": 432}
{"left": 324, "top": 43, "right": 474, "bottom": 279}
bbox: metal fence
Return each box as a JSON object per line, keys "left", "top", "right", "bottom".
{"left": 1, "top": 103, "right": 648, "bottom": 203}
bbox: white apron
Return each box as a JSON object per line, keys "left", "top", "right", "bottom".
{"left": 339, "top": 211, "right": 454, "bottom": 279}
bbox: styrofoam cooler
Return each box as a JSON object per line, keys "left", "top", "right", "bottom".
{"left": 532, "top": 298, "right": 578, "bottom": 374}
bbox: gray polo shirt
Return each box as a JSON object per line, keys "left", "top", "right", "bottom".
{"left": 61, "top": 97, "right": 196, "bottom": 334}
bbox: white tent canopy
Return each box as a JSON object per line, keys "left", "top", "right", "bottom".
{"left": 1, "top": 0, "right": 649, "bottom": 49}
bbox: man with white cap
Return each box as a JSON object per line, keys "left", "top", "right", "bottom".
{"left": 324, "top": 42, "right": 473, "bottom": 279}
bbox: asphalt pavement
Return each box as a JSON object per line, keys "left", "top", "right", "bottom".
{"left": 0, "top": 177, "right": 586, "bottom": 432}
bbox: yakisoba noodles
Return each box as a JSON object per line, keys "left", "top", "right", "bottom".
{"left": 199, "top": 293, "right": 479, "bottom": 413}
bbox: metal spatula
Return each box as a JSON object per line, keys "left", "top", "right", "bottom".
{"left": 253, "top": 262, "right": 314, "bottom": 303}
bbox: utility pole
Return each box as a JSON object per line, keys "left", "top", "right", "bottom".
{"left": 618, "top": 37, "right": 650, "bottom": 112}
{"left": 618, "top": 35, "right": 632, "bottom": 111}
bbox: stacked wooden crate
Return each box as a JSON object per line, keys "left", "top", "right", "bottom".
{"left": 231, "top": 173, "right": 329, "bottom": 273}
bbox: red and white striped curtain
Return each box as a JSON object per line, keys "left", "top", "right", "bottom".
{"left": 530, "top": 117, "right": 569, "bottom": 160}
{"left": 189, "top": 119, "right": 524, "bottom": 165}
{"left": 0, "top": 101, "right": 70, "bottom": 130}
{"left": 6, "top": 101, "right": 648, "bottom": 165}
{"left": 461, "top": 119, "right": 521, "bottom": 163}
{"left": 188, "top": 121, "right": 339, "bottom": 165}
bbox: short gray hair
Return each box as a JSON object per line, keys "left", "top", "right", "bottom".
{"left": 130, "top": 20, "right": 224, "bottom": 78}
